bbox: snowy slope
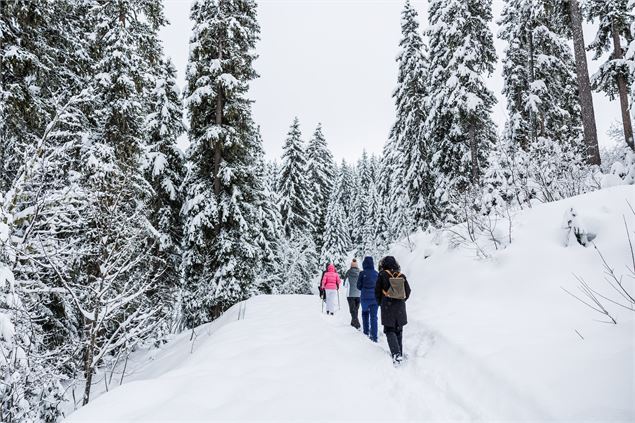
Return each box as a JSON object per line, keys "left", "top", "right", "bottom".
{"left": 392, "top": 185, "right": 635, "bottom": 421}
{"left": 67, "top": 186, "right": 634, "bottom": 422}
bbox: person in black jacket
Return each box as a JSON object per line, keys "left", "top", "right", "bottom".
{"left": 375, "top": 256, "right": 411, "bottom": 365}
{"left": 318, "top": 263, "right": 329, "bottom": 301}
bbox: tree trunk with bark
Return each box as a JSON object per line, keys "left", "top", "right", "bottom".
{"left": 611, "top": 21, "right": 635, "bottom": 151}
{"left": 568, "top": 0, "right": 601, "bottom": 165}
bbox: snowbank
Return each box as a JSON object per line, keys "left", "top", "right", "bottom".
{"left": 66, "top": 186, "right": 635, "bottom": 422}
{"left": 391, "top": 185, "right": 635, "bottom": 421}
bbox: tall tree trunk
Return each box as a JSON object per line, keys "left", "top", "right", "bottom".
{"left": 82, "top": 318, "right": 98, "bottom": 405}
{"left": 611, "top": 21, "right": 635, "bottom": 151}
{"left": 568, "top": 0, "right": 601, "bottom": 165}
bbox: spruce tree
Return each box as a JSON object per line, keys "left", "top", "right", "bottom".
{"left": 181, "top": 0, "right": 261, "bottom": 326}
{"left": 586, "top": 0, "right": 634, "bottom": 150}
{"left": 252, "top": 130, "right": 285, "bottom": 295}
{"left": 386, "top": 0, "right": 433, "bottom": 238}
{"left": 142, "top": 57, "right": 186, "bottom": 333}
{"left": 351, "top": 151, "right": 372, "bottom": 254}
{"left": 426, "top": 0, "right": 498, "bottom": 198}
{"left": 321, "top": 171, "right": 352, "bottom": 273}
{"left": 338, "top": 159, "right": 358, "bottom": 246}
{"left": 278, "top": 118, "right": 314, "bottom": 239}
{"left": 0, "top": 0, "right": 85, "bottom": 191}
{"left": 499, "top": 0, "right": 584, "bottom": 145}
{"left": 71, "top": 1, "right": 171, "bottom": 404}
{"left": 306, "top": 123, "right": 335, "bottom": 251}
{"left": 499, "top": 0, "right": 586, "bottom": 202}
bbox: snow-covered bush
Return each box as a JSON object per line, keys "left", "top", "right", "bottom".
{"left": 599, "top": 149, "right": 635, "bottom": 188}
{"left": 528, "top": 137, "right": 592, "bottom": 203}
{"left": 561, "top": 207, "right": 594, "bottom": 247}
{"left": 445, "top": 187, "right": 514, "bottom": 259}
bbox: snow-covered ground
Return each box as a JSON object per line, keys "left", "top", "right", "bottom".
{"left": 67, "top": 186, "right": 634, "bottom": 422}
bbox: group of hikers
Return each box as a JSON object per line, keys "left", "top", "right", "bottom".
{"left": 319, "top": 256, "right": 412, "bottom": 366}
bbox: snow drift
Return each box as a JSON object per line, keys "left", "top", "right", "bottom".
{"left": 66, "top": 185, "right": 634, "bottom": 422}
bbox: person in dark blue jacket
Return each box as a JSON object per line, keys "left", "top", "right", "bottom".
{"left": 356, "top": 256, "right": 379, "bottom": 342}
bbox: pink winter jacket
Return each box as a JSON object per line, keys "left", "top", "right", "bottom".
{"left": 321, "top": 264, "right": 341, "bottom": 290}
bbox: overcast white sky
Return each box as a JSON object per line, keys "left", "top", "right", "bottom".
{"left": 159, "top": 0, "right": 620, "bottom": 162}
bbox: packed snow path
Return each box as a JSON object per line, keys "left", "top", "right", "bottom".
{"left": 68, "top": 294, "right": 548, "bottom": 422}
{"left": 67, "top": 186, "right": 635, "bottom": 422}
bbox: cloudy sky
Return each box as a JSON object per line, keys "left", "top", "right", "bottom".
{"left": 159, "top": 0, "right": 620, "bottom": 162}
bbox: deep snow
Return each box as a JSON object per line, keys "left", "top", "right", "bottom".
{"left": 67, "top": 186, "right": 634, "bottom": 422}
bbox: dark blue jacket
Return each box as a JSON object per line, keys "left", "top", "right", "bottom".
{"left": 356, "top": 256, "right": 379, "bottom": 305}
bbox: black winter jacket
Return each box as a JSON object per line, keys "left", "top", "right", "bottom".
{"left": 375, "top": 270, "right": 411, "bottom": 328}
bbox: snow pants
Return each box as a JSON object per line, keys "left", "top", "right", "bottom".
{"left": 347, "top": 297, "right": 361, "bottom": 329}
{"left": 325, "top": 289, "right": 338, "bottom": 314}
{"left": 361, "top": 302, "right": 378, "bottom": 342}
{"left": 385, "top": 326, "right": 403, "bottom": 358}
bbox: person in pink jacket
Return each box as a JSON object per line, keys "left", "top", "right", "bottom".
{"left": 321, "top": 263, "right": 341, "bottom": 315}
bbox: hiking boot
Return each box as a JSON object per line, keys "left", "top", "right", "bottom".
{"left": 392, "top": 354, "right": 404, "bottom": 367}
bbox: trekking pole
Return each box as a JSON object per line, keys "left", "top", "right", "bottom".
{"left": 337, "top": 288, "right": 341, "bottom": 310}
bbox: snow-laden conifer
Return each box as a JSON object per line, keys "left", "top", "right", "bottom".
{"left": 306, "top": 123, "right": 336, "bottom": 251}
{"left": 585, "top": 0, "right": 634, "bottom": 150}
{"left": 181, "top": 0, "right": 262, "bottom": 326}
{"left": 426, "top": 0, "right": 497, "bottom": 199}
{"left": 321, "top": 170, "right": 352, "bottom": 274}
{"left": 278, "top": 118, "right": 314, "bottom": 239}
{"left": 388, "top": 1, "right": 434, "bottom": 235}
{"left": 142, "top": 57, "right": 186, "bottom": 333}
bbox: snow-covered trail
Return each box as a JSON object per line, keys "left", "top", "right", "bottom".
{"left": 67, "top": 293, "right": 548, "bottom": 422}
{"left": 66, "top": 186, "right": 635, "bottom": 422}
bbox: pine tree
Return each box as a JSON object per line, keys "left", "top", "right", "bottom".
{"left": 426, "top": 0, "right": 498, "bottom": 200}
{"left": 0, "top": 0, "right": 86, "bottom": 191}
{"left": 142, "top": 57, "right": 186, "bottom": 333}
{"left": 385, "top": 0, "right": 433, "bottom": 238}
{"left": 252, "top": 130, "right": 285, "bottom": 295}
{"left": 499, "top": 0, "right": 584, "bottom": 145}
{"left": 586, "top": 0, "right": 635, "bottom": 151}
{"left": 66, "top": 1, "right": 171, "bottom": 404}
{"left": 351, "top": 150, "right": 372, "bottom": 254}
{"left": 278, "top": 118, "right": 314, "bottom": 239}
{"left": 181, "top": 0, "right": 261, "bottom": 326}
{"left": 278, "top": 232, "right": 319, "bottom": 294}
{"left": 338, "top": 159, "right": 358, "bottom": 245}
{"left": 499, "top": 0, "right": 587, "bottom": 202}
{"left": 321, "top": 171, "right": 351, "bottom": 273}
{"left": 306, "top": 123, "right": 335, "bottom": 251}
